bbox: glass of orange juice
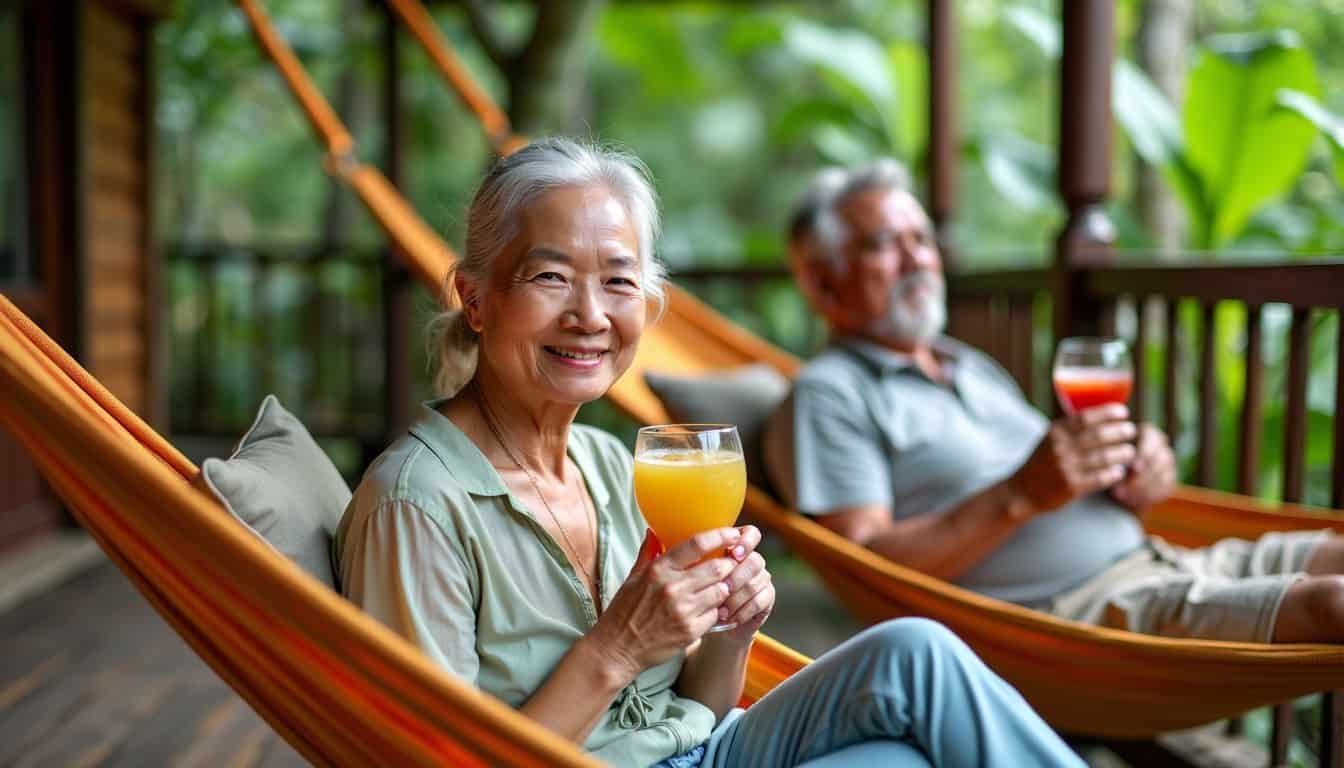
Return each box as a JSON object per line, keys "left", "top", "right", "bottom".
{"left": 1052, "top": 337, "right": 1133, "bottom": 414}
{"left": 634, "top": 424, "right": 747, "bottom": 633}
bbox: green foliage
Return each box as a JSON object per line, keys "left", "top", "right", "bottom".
{"left": 1007, "top": 6, "right": 1330, "bottom": 251}
{"left": 1276, "top": 89, "right": 1344, "bottom": 185}
{"left": 1185, "top": 33, "right": 1321, "bottom": 247}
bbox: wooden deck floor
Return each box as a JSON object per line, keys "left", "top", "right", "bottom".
{"left": 0, "top": 558, "right": 306, "bottom": 767}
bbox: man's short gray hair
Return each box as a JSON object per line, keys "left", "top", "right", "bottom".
{"left": 427, "top": 137, "right": 664, "bottom": 397}
{"left": 806, "top": 157, "right": 913, "bottom": 268}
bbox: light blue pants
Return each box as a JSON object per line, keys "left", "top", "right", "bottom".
{"left": 699, "top": 619, "right": 1084, "bottom": 767}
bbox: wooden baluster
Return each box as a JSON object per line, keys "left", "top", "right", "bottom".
{"left": 1284, "top": 307, "right": 1311, "bottom": 504}
{"left": 1273, "top": 703, "right": 1295, "bottom": 768}
{"left": 305, "top": 255, "right": 324, "bottom": 423}
{"left": 1197, "top": 302, "right": 1218, "bottom": 488}
{"left": 1238, "top": 304, "right": 1264, "bottom": 497}
{"left": 1334, "top": 307, "right": 1344, "bottom": 510}
{"left": 1326, "top": 308, "right": 1344, "bottom": 768}
{"left": 928, "top": 0, "right": 958, "bottom": 265}
{"left": 1010, "top": 298, "right": 1035, "bottom": 402}
{"left": 1163, "top": 298, "right": 1179, "bottom": 441}
{"left": 203, "top": 253, "right": 220, "bottom": 433}
{"left": 1133, "top": 295, "right": 1147, "bottom": 422}
{"left": 1272, "top": 306, "right": 1312, "bottom": 768}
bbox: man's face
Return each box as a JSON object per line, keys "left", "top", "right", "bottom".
{"left": 824, "top": 188, "right": 946, "bottom": 348}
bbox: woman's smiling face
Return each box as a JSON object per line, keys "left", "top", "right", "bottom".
{"left": 463, "top": 184, "right": 648, "bottom": 408}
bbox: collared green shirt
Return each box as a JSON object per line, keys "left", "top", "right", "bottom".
{"left": 335, "top": 402, "right": 715, "bottom": 767}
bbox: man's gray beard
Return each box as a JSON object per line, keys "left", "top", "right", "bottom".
{"left": 868, "top": 271, "right": 947, "bottom": 345}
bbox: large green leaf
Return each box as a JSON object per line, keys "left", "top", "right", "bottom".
{"left": 888, "top": 41, "right": 927, "bottom": 162}
{"left": 1112, "top": 60, "right": 1206, "bottom": 227}
{"left": 1184, "top": 33, "right": 1320, "bottom": 247}
{"left": 782, "top": 20, "right": 896, "bottom": 123}
{"left": 1275, "top": 89, "right": 1344, "bottom": 186}
{"left": 1002, "top": 5, "right": 1060, "bottom": 59}
{"left": 979, "top": 132, "right": 1056, "bottom": 213}
{"left": 1004, "top": 5, "right": 1206, "bottom": 228}
{"left": 770, "top": 97, "right": 881, "bottom": 148}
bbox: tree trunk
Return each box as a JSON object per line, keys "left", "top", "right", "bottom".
{"left": 504, "top": 0, "right": 607, "bottom": 134}
{"left": 1136, "top": 0, "right": 1193, "bottom": 257}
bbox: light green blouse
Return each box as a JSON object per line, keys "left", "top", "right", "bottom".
{"left": 335, "top": 401, "right": 715, "bottom": 766}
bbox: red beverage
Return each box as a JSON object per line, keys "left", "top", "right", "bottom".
{"left": 1053, "top": 367, "right": 1133, "bottom": 414}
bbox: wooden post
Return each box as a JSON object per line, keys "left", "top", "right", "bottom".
{"left": 1052, "top": 0, "right": 1116, "bottom": 350}
{"left": 381, "top": 4, "right": 412, "bottom": 451}
{"left": 927, "top": 0, "right": 957, "bottom": 268}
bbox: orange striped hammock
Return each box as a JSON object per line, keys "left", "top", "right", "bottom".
{"left": 0, "top": 295, "right": 807, "bottom": 767}
{"left": 233, "top": 0, "right": 1344, "bottom": 740}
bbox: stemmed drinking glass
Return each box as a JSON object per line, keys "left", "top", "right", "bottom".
{"left": 1052, "top": 337, "right": 1134, "bottom": 415}
{"left": 633, "top": 424, "right": 747, "bottom": 633}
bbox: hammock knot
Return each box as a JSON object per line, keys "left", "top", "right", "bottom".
{"left": 613, "top": 680, "right": 654, "bottom": 730}
{"left": 323, "top": 148, "right": 361, "bottom": 179}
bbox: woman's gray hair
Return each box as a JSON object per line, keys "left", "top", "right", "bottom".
{"left": 427, "top": 137, "right": 664, "bottom": 397}
{"left": 810, "top": 157, "right": 912, "bottom": 269}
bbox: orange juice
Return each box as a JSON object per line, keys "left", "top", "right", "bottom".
{"left": 633, "top": 450, "right": 747, "bottom": 549}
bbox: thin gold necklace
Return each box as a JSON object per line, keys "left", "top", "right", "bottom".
{"left": 475, "top": 388, "right": 601, "bottom": 605}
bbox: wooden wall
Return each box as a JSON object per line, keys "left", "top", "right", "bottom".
{"left": 0, "top": 0, "right": 162, "bottom": 554}
{"left": 82, "top": 0, "right": 158, "bottom": 420}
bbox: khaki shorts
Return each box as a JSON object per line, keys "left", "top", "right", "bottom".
{"left": 1048, "top": 531, "right": 1330, "bottom": 643}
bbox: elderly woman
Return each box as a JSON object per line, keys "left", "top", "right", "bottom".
{"left": 336, "top": 138, "right": 1082, "bottom": 768}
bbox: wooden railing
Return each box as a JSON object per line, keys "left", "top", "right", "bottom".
{"left": 947, "top": 260, "right": 1344, "bottom": 511}
{"left": 164, "top": 243, "right": 390, "bottom": 472}
{"left": 165, "top": 245, "right": 1343, "bottom": 508}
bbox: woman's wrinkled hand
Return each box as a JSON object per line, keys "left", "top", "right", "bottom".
{"left": 708, "top": 525, "right": 774, "bottom": 645}
{"left": 591, "top": 527, "right": 742, "bottom": 679}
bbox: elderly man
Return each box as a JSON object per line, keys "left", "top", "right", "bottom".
{"left": 764, "top": 159, "right": 1344, "bottom": 643}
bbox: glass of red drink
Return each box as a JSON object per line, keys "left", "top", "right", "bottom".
{"left": 1052, "top": 337, "right": 1133, "bottom": 414}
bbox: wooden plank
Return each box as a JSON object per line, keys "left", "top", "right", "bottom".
{"left": 88, "top": 190, "right": 143, "bottom": 226}
{"left": 1324, "top": 692, "right": 1344, "bottom": 768}
{"left": 1335, "top": 308, "right": 1344, "bottom": 510}
{"left": 89, "top": 336, "right": 145, "bottom": 367}
{"left": 12, "top": 670, "right": 176, "bottom": 768}
{"left": 163, "top": 697, "right": 274, "bottom": 768}
{"left": 1009, "top": 298, "right": 1035, "bottom": 402}
{"left": 90, "top": 150, "right": 144, "bottom": 193}
{"left": 1284, "top": 307, "right": 1311, "bottom": 503}
{"left": 88, "top": 105, "right": 142, "bottom": 149}
{"left": 949, "top": 268, "right": 1051, "bottom": 298}
{"left": 1239, "top": 304, "right": 1264, "bottom": 497}
{"left": 1197, "top": 302, "right": 1218, "bottom": 487}
{"left": 1272, "top": 702, "right": 1294, "bottom": 768}
{"left": 1088, "top": 263, "right": 1344, "bottom": 309}
{"left": 84, "top": 1, "right": 137, "bottom": 59}
{"left": 1134, "top": 295, "right": 1148, "bottom": 422}
{"left": 1164, "top": 298, "right": 1180, "bottom": 438}
{"left": 89, "top": 277, "right": 142, "bottom": 316}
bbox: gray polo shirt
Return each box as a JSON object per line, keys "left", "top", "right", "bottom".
{"left": 764, "top": 336, "right": 1145, "bottom": 605}
{"left": 335, "top": 402, "right": 716, "bottom": 766}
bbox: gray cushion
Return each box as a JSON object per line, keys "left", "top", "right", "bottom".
{"left": 643, "top": 364, "right": 790, "bottom": 489}
{"left": 196, "top": 395, "right": 350, "bottom": 589}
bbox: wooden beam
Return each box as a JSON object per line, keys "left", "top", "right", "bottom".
{"left": 382, "top": 4, "right": 413, "bottom": 443}
{"left": 1053, "top": 0, "right": 1116, "bottom": 345}
{"left": 927, "top": 0, "right": 957, "bottom": 267}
